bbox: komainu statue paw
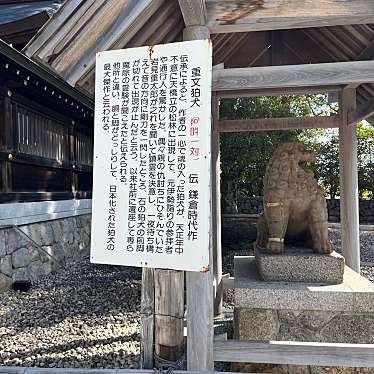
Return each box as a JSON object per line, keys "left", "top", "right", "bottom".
{"left": 266, "top": 240, "right": 284, "bottom": 254}
{"left": 314, "top": 241, "right": 333, "bottom": 255}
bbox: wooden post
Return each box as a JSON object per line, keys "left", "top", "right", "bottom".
{"left": 154, "top": 270, "right": 184, "bottom": 363}
{"left": 2, "top": 90, "right": 13, "bottom": 193}
{"left": 184, "top": 24, "right": 214, "bottom": 372}
{"left": 69, "top": 120, "right": 77, "bottom": 197}
{"left": 339, "top": 88, "right": 360, "bottom": 272}
{"left": 140, "top": 268, "right": 155, "bottom": 369}
{"left": 212, "top": 93, "right": 222, "bottom": 316}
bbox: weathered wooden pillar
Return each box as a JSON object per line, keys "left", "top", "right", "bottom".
{"left": 339, "top": 88, "right": 360, "bottom": 272}
{"left": 184, "top": 24, "right": 214, "bottom": 372}
{"left": 140, "top": 268, "right": 154, "bottom": 369}
{"left": 68, "top": 120, "right": 77, "bottom": 198}
{"left": 154, "top": 270, "right": 184, "bottom": 362}
{"left": 212, "top": 93, "right": 222, "bottom": 316}
{"left": 153, "top": 266, "right": 184, "bottom": 367}
{"left": 1, "top": 89, "right": 13, "bottom": 194}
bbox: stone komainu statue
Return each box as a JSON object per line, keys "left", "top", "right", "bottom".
{"left": 256, "top": 142, "right": 332, "bottom": 255}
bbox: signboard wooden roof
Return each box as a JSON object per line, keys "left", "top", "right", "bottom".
{"left": 22, "top": 0, "right": 374, "bottom": 121}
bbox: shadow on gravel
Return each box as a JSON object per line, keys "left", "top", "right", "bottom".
{"left": 5, "top": 334, "right": 139, "bottom": 361}
{"left": 0, "top": 256, "right": 142, "bottom": 368}
{"left": 0, "top": 258, "right": 142, "bottom": 331}
{"left": 46, "top": 352, "right": 141, "bottom": 369}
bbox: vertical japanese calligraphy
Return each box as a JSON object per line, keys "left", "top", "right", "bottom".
{"left": 91, "top": 40, "right": 212, "bottom": 271}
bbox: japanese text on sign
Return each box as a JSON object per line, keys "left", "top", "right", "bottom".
{"left": 91, "top": 40, "right": 212, "bottom": 271}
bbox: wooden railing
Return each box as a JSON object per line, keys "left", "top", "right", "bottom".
{"left": 76, "top": 131, "right": 93, "bottom": 166}
{"left": 15, "top": 103, "right": 69, "bottom": 163}
{"left": 1, "top": 339, "right": 374, "bottom": 373}
{"left": 214, "top": 339, "right": 374, "bottom": 368}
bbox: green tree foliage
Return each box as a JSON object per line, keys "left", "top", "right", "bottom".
{"left": 220, "top": 96, "right": 312, "bottom": 198}
{"left": 357, "top": 124, "right": 374, "bottom": 198}
{"left": 301, "top": 124, "right": 374, "bottom": 198}
{"left": 220, "top": 95, "right": 374, "bottom": 201}
{"left": 300, "top": 131, "right": 340, "bottom": 198}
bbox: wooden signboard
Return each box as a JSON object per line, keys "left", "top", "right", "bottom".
{"left": 91, "top": 40, "right": 212, "bottom": 272}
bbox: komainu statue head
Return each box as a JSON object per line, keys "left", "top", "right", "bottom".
{"left": 255, "top": 142, "right": 333, "bottom": 255}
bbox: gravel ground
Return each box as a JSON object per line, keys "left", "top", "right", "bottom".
{"left": 0, "top": 256, "right": 142, "bottom": 369}
{"left": 328, "top": 228, "right": 374, "bottom": 263}
{"left": 0, "top": 227, "right": 373, "bottom": 369}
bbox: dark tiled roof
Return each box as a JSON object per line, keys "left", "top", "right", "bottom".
{"left": 0, "top": 1, "right": 64, "bottom": 24}
{"left": 0, "top": 11, "right": 50, "bottom": 47}
{"left": 0, "top": 39, "right": 94, "bottom": 110}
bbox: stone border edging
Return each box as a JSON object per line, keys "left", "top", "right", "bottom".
{"left": 0, "top": 367, "right": 247, "bottom": 374}
{"left": 0, "top": 199, "right": 92, "bottom": 227}
{"left": 222, "top": 214, "right": 374, "bottom": 231}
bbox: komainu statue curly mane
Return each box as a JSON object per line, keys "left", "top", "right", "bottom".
{"left": 256, "top": 142, "right": 332, "bottom": 255}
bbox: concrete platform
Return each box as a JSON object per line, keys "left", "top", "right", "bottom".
{"left": 235, "top": 256, "right": 374, "bottom": 313}
{"left": 254, "top": 246, "right": 345, "bottom": 284}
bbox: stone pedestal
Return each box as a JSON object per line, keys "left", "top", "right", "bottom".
{"left": 254, "top": 247, "right": 345, "bottom": 284}
{"left": 233, "top": 256, "right": 374, "bottom": 374}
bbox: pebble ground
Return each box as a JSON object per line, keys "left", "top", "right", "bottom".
{"left": 0, "top": 257, "right": 141, "bottom": 368}
{"left": 0, "top": 228, "right": 373, "bottom": 369}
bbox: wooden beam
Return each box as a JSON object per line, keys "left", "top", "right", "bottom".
{"left": 240, "top": 33, "right": 271, "bottom": 68}
{"left": 213, "top": 61, "right": 374, "bottom": 92}
{"left": 348, "top": 97, "right": 374, "bottom": 125}
{"left": 205, "top": 0, "right": 374, "bottom": 34}
{"left": 23, "top": 0, "right": 86, "bottom": 57}
{"left": 36, "top": 1, "right": 107, "bottom": 62}
{"left": 184, "top": 24, "right": 214, "bottom": 372}
{"left": 213, "top": 33, "right": 236, "bottom": 62}
{"left": 339, "top": 88, "right": 360, "bottom": 273}
{"left": 76, "top": 4, "right": 185, "bottom": 93}
{"left": 127, "top": 1, "right": 179, "bottom": 47}
{"left": 302, "top": 28, "right": 345, "bottom": 63}
{"left": 214, "top": 33, "right": 250, "bottom": 67}
{"left": 220, "top": 116, "right": 339, "bottom": 133}
{"left": 356, "top": 39, "right": 374, "bottom": 61}
{"left": 217, "top": 86, "right": 342, "bottom": 98}
{"left": 213, "top": 63, "right": 224, "bottom": 71}
{"left": 214, "top": 340, "right": 374, "bottom": 367}
{"left": 178, "top": 0, "right": 206, "bottom": 26}
{"left": 61, "top": 0, "right": 163, "bottom": 85}
{"left": 145, "top": 3, "right": 183, "bottom": 46}
{"left": 282, "top": 29, "right": 332, "bottom": 65}
{"left": 183, "top": 25, "right": 209, "bottom": 41}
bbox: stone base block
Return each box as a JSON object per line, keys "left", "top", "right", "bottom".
{"left": 255, "top": 246, "right": 345, "bottom": 284}
{"left": 233, "top": 256, "right": 374, "bottom": 374}
{"left": 235, "top": 256, "right": 374, "bottom": 312}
